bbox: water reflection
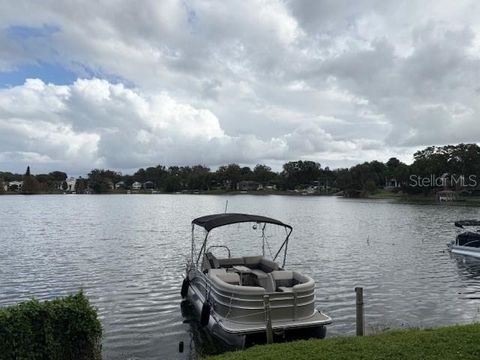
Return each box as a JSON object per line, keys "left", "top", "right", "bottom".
{"left": 180, "top": 300, "right": 229, "bottom": 359}
{"left": 451, "top": 254, "right": 480, "bottom": 278}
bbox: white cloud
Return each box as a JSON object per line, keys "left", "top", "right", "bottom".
{"left": 0, "top": 78, "right": 372, "bottom": 174}
{"left": 1, "top": 1, "right": 480, "bottom": 173}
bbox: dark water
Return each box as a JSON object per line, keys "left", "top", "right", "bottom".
{"left": 1, "top": 195, "right": 480, "bottom": 359}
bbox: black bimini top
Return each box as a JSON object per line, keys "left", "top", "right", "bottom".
{"left": 455, "top": 220, "right": 480, "bottom": 228}
{"left": 192, "top": 213, "right": 292, "bottom": 232}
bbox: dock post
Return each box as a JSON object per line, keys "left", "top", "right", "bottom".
{"left": 264, "top": 295, "right": 273, "bottom": 344}
{"left": 355, "top": 287, "right": 364, "bottom": 336}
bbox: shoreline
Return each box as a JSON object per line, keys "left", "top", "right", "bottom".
{"left": 3, "top": 190, "right": 480, "bottom": 206}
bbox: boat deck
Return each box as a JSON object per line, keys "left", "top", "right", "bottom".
{"left": 214, "top": 309, "right": 332, "bottom": 334}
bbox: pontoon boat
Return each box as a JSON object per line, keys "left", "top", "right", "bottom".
{"left": 448, "top": 220, "right": 480, "bottom": 258}
{"left": 181, "top": 213, "right": 332, "bottom": 348}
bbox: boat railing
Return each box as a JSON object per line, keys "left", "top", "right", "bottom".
{"left": 461, "top": 240, "right": 480, "bottom": 248}
{"left": 192, "top": 270, "right": 317, "bottom": 322}
{"left": 206, "top": 245, "right": 231, "bottom": 258}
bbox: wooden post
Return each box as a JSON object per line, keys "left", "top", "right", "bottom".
{"left": 264, "top": 295, "right": 273, "bottom": 344}
{"left": 355, "top": 287, "right": 364, "bottom": 336}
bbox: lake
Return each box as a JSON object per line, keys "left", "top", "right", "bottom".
{"left": 1, "top": 194, "right": 480, "bottom": 359}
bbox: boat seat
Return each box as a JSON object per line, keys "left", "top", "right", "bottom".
{"left": 251, "top": 269, "right": 267, "bottom": 278}
{"left": 208, "top": 268, "right": 227, "bottom": 276}
{"left": 243, "top": 256, "right": 280, "bottom": 273}
{"left": 251, "top": 269, "right": 276, "bottom": 292}
{"left": 208, "top": 268, "right": 241, "bottom": 285}
{"left": 278, "top": 286, "right": 294, "bottom": 293}
{"left": 271, "top": 271, "right": 299, "bottom": 289}
{"left": 243, "top": 255, "right": 263, "bottom": 266}
{"left": 217, "top": 257, "right": 245, "bottom": 268}
{"left": 216, "top": 272, "right": 241, "bottom": 285}
{"left": 258, "top": 258, "right": 280, "bottom": 272}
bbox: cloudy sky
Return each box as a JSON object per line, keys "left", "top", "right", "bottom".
{"left": 1, "top": 1, "right": 479, "bottom": 175}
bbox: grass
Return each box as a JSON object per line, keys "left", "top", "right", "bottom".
{"left": 206, "top": 323, "right": 480, "bottom": 360}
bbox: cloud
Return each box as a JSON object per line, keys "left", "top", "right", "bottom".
{"left": 1, "top": 1, "right": 480, "bottom": 173}
{"left": 0, "top": 78, "right": 375, "bottom": 174}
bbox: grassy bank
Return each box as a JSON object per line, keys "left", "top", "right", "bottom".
{"left": 207, "top": 323, "right": 480, "bottom": 360}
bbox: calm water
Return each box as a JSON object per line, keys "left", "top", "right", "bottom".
{"left": 1, "top": 195, "right": 480, "bottom": 359}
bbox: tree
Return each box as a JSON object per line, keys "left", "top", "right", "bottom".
{"left": 0, "top": 172, "right": 22, "bottom": 182}
{"left": 448, "top": 143, "right": 480, "bottom": 178}
{"left": 281, "top": 161, "right": 322, "bottom": 189}
{"left": 142, "top": 165, "right": 168, "bottom": 188}
{"left": 364, "top": 179, "right": 377, "bottom": 193}
{"left": 216, "top": 164, "right": 242, "bottom": 190}
{"left": 164, "top": 175, "right": 181, "bottom": 192}
{"left": 22, "top": 166, "right": 38, "bottom": 194}
{"left": 253, "top": 164, "right": 276, "bottom": 183}
{"left": 49, "top": 171, "right": 67, "bottom": 182}
{"left": 334, "top": 160, "right": 388, "bottom": 195}
{"left": 87, "top": 169, "right": 120, "bottom": 193}
{"left": 187, "top": 165, "right": 211, "bottom": 190}
{"left": 406, "top": 143, "right": 480, "bottom": 194}
{"left": 133, "top": 168, "right": 147, "bottom": 183}
{"left": 240, "top": 166, "right": 253, "bottom": 180}
{"left": 386, "top": 157, "right": 401, "bottom": 170}
{"left": 75, "top": 177, "right": 88, "bottom": 194}
{"left": 349, "top": 161, "right": 386, "bottom": 193}
{"left": 334, "top": 168, "right": 352, "bottom": 190}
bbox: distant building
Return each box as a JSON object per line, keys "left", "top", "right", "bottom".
{"left": 66, "top": 177, "right": 76, "bottom": 192}
{"left": 106, "top": 180, "right": 114, "bottom": 190}
{"left": 132, "top": 181, "right": 142, "bottom": 190}
{"left": 385, "top": 178, "right": 400, "bottom": 190}
{"left": 436, "top": 190, "right": 458, "bottom": 202}
{"left": 314, "top": 179, "right": 332, "bottom": 190}
{"left": 115, "top": 181, "right": 126, "bottom": 190}
{"left": 209, "top": 180, "right": 223, "bottom": 190}
{"left": 237, "top": 181, "right": 261, "bottom": 191}
{"left": 143, "top": 181, "right": 155, "bottom": 189}
{"left": 264, "top": 184, "right": 277, "bottom": 190}
{"left": 8, "top": 181, "right": 23, "bottom": 192}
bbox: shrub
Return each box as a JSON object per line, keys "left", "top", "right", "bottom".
{"left": 0, "top": 290, "right": 102, "bottom": 360}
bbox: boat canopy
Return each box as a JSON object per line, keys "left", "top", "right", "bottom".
{"left": 455, "top": 220, "right": 480, "bottom": 228}
{"left": 192, "top": 213, "right": 292, "bottom": 232}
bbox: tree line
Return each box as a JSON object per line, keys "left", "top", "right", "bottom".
{"left": 335, "top": 143, "right": 480, "bottom": 196}
{"left": 1, "top": 143, "right": 480, "bottom": 195}
{"left": 83, "top": 162, "right": 334, "bottom": 193}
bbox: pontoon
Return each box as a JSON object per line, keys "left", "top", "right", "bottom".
{"left": 181, "top": 213, "right": 332, "bottom": 348}
{"left": 448, "top": 220, "right": 480, "bottom": 258}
